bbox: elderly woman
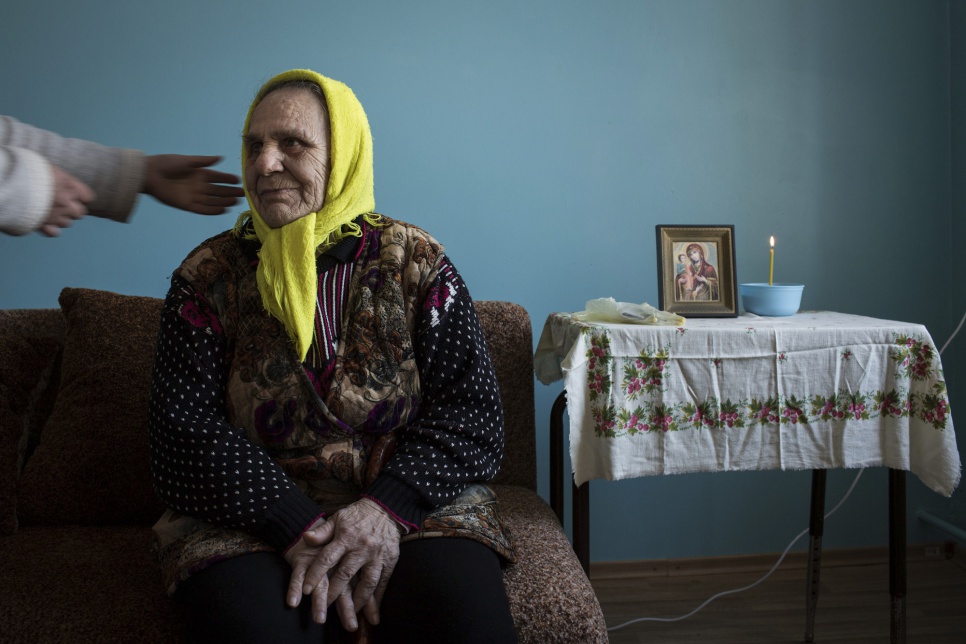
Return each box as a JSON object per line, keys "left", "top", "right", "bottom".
{"left": 147, "top": 69, "right": 517, "bottom": 644}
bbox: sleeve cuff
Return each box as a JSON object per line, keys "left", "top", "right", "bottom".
{"left": 364, "top": 473, "right": 434, "bottom": 529}
{"left": 260, "top": 487, "right": 324, "bottom": 552}
{"left": 91, "top": 148, "right": 143, "bottom": 222}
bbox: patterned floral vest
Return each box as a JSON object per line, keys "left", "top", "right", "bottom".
{"left": 176, "top": 218, "right": 441, "bottom": 499}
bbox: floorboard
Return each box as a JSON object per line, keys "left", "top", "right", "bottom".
{"left": 593, "top": 550, "right": 966, "bottom": 643}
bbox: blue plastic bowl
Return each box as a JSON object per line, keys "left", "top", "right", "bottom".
{"left": 740, "top": 283, "right": 804, "bottom": 317}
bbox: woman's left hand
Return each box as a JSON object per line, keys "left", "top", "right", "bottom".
{"left": 285, "top": 498, "right": 402, "bottom": 630}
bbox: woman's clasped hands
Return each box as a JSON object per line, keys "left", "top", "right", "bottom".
{"left": 283, "top": 498, "right": 404, "bottom": 631}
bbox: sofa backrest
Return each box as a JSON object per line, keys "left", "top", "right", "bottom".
{"left": 475, "top": 301, "right": 537, "bottom": 490}
{"left": 12, "top": 289, "right": 165, "bottom": 527}
{"left": 0, "top": 308, "right": 66, "bottom": 534}
{"left": 0, "top": 291, "right": 537, "bottom": 531}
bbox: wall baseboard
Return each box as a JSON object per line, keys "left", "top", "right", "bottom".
{"left": 589, "top": 541, "right": 957, "bottom": 580}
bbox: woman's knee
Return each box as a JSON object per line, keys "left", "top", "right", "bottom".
{"left": 174, "top": 552, "right": 332, "bottom": 644}
{"left": 379, "top": 538, "right": 517, "bottom": 643}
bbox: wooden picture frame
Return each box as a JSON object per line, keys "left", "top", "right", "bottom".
{"left": 656, "top": 225, "right": 738, "bottom": 317}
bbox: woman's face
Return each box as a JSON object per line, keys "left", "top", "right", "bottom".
{"left": 244, "top": 87, "right": 331, "bottom": 228}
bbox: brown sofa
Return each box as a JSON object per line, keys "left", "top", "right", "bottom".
{"left": 0, "top": 288, "right": 607, "bottom": 643}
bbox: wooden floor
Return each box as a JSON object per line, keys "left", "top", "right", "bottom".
{"left": 592, "top": 546, "right": 966, "bottom": 643}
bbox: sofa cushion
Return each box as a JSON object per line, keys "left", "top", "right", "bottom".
{"left": 0, "top": 309, "right": 65, "bottom": 535}
{"left": 18, "top": 288, "right": 165, "bottom": 526}
{"left": 0, "top": 525, "right": 185, "bottom": 641}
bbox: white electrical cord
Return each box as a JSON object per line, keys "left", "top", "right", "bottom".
{"left": 939, "top": 309, "right": 966, "bottom": 357}
{"left": 607, "top": 308, "right": 966, "bottom": 633}
{"left": 607, "top": 469, "right": 864, "bottom": 631}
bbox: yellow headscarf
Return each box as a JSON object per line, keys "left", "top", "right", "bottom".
{"left": 234, "top": 69, "right": 378, "bottom": 360}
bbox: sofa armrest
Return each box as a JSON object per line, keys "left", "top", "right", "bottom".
{"left": 491, "top": 484, "right": 608, "bottom": 643}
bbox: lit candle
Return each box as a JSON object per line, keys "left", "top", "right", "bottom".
{"left": 768, "top": 236, "right": 775, "bottom": 286}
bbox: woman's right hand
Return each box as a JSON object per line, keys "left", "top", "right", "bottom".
{"left": 285, "top": 516, "right": 362, "bottom": 628}
{"left": 283, "top": 499, "right": 403, "bottom": 631}
{"left": 143, "top": 154, "right": 244, "bottom": 215}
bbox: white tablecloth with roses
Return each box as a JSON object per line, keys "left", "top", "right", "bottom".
{"left": 534, "top": 311, "right": 961, "bottom": 495}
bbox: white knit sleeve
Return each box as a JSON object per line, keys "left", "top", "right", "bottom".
{"left": 0, "top": 114, "right": 145, "bottom": 226}
{"left": 0, "top": 144, "right": 53, "bottom": 235}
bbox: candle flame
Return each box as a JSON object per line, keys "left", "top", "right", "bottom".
{"left": 770, "top": 236, "right": 775, "bottom": 247}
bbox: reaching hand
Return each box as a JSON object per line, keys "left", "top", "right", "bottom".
{"left": 143, "top": 155, "right": 245, "bottom": 215}
{"left": 283, "top": 498, "right": 402, "bottom": 631}
{"left": 41, "top": 165, "right": 95, "bottom": 236}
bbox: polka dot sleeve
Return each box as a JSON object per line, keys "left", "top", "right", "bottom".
{"left": 364, "top": 256, "right": 505, "bottom": 528}
{"left": 147, "top": 276, "right": 321, "bottom": 551}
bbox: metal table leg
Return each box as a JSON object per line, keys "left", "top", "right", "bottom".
{"left": 573, "top": 479, "right": 590, "bottom": 575}
{"left": 549, "top": 389, "right": 591, "bottom": 575}
{"left": 889, "top": 469, "right": 907, "bottom": 644}
{"left": 549, "top": 391, "right": 567, "bottom": 525}
{"left": 804, "top": 469, "right": 827, "bottom": 642}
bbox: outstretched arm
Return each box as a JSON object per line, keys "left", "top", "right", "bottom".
{"left": 1, "top": 115, "right": 245, "bottom": 234}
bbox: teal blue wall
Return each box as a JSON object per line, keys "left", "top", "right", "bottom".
{"left": 1, "top": 1, "right": 961, "bottom": 562}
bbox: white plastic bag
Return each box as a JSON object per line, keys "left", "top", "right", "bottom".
{"left": 573, "top": 297, "right": 686, "bottom": 326}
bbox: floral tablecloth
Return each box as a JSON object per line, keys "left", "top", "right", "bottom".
{"left": 534, "top": 311, "right": 961, "bottom": 495}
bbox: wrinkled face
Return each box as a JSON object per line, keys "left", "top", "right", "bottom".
{"left": 244, "top": 87, "right": 331, "bottom": 228}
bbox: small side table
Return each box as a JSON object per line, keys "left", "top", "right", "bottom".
{"left": 536, "top": 311, "right": 960, "bottom": 644}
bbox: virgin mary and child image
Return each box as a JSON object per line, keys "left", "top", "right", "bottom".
{"left": 675, "top": 242, "right": 719, "bottom": 302}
